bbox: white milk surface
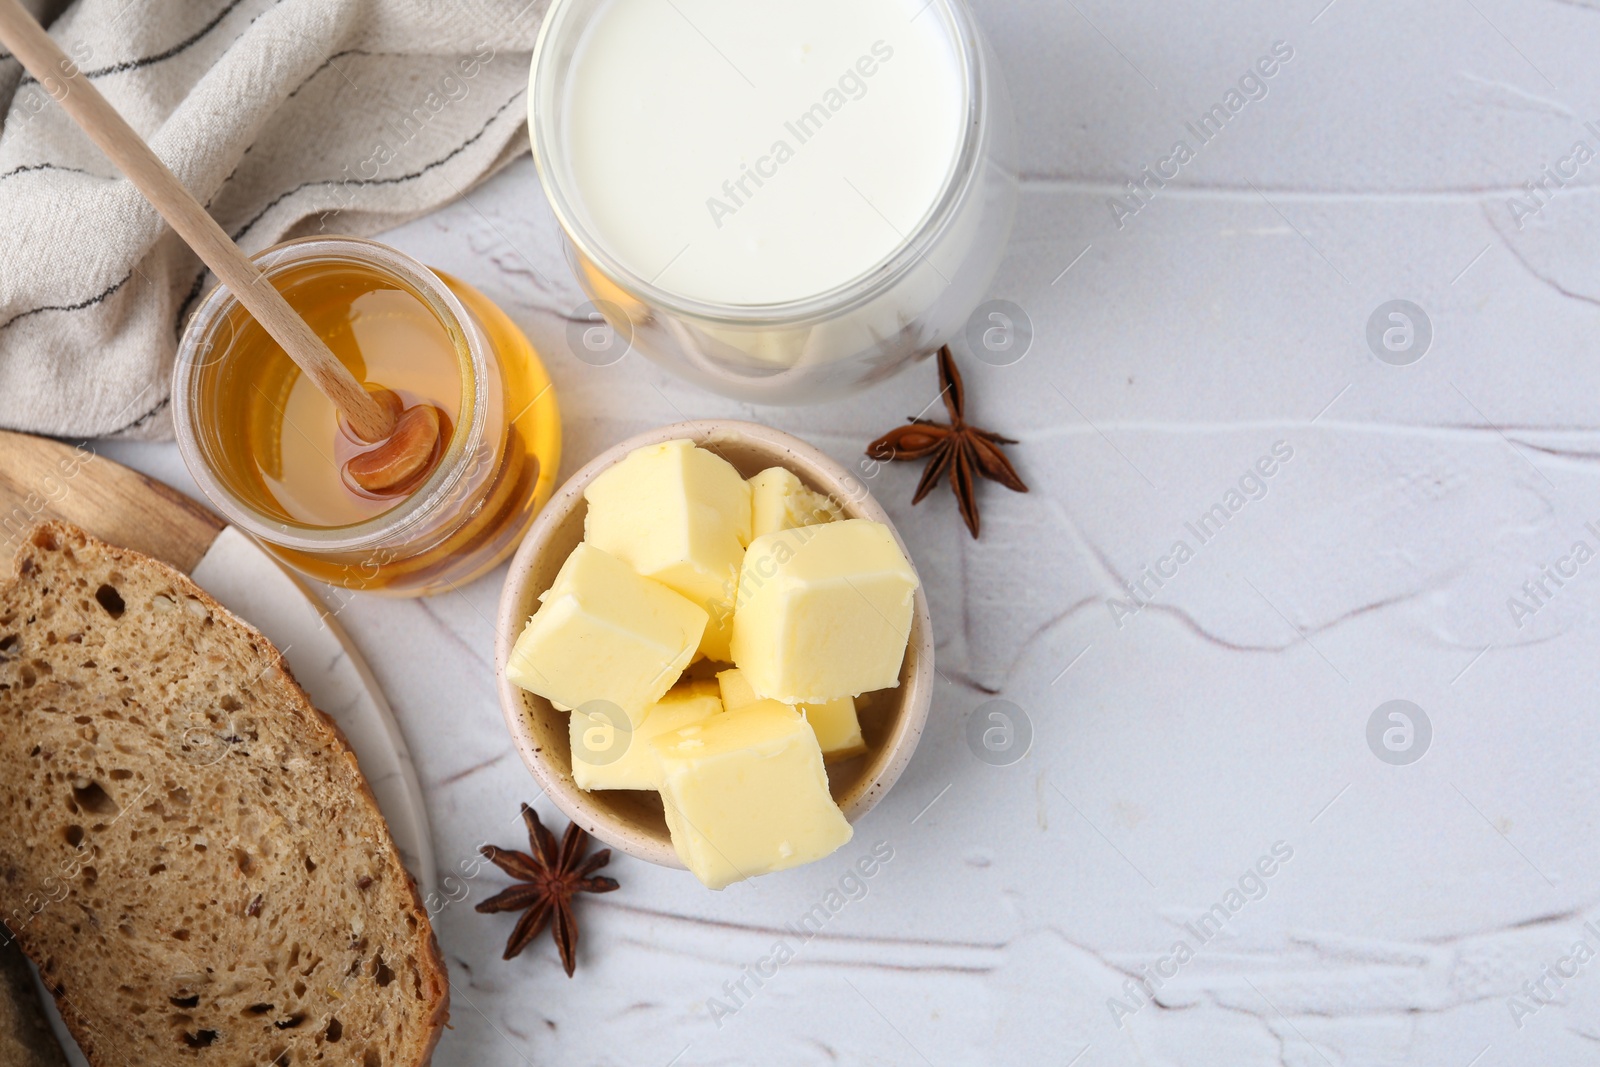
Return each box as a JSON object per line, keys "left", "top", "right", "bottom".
{"left": 560, "top": 0, "right": 966, "bottom": 306}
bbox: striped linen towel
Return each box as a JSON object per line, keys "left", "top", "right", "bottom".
{"left": 0, "top": 0, "right": 542, "bottom": 440}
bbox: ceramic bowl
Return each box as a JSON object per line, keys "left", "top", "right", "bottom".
{"left": 495, "top": 420, "right": 934, "bottom": 868}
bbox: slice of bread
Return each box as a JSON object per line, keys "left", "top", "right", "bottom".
{"left": 0, "top": 522, "right": 448, "bottom": 1066}
{"left": 0, "top": 937, "right": 66, "bottom": 1066}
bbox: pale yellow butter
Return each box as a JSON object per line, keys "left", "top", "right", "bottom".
{"left": 717, "top": 667, "right": 866, "bottom": 762}
{"left": 505, "top": 542, "right": 707, "bottom": 722}
{"left": 570, "top": 680, "right": 723, "bottom": 791}
{"left": 800, "top": 697, "right": 867, "bottom": 762}
{"left": 653, "top": 700, "right": 852, "bottom": 889}
{"left": 748, "top": 467, "right": 843, "bottom": 539}
{"left": 584, "top": 439, "right": 751, "bottom": 661}
{"left": 730, "top": 519, "right": 919, "bottom": 703}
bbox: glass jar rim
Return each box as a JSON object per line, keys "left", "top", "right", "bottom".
{"left": 528, "top": 0, "right": 988, "bottom": 326}
{"left": 171, "top": 236, "right": 493, "bottom": 555}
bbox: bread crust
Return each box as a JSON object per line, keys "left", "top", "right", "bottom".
{"left": 0, "top": 938, "right": 66, "bottom": 1066}
{"left": 0, "top": 521, "right": 448, "bottom": 1066}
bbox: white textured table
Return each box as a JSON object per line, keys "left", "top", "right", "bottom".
{"left": 101, "top": 2, "right": 1600, "bottom": 1063}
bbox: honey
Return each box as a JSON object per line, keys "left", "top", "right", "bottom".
{"left": 174, "top": 237, "right": 560, "bottom": 596}
{"left": 220, "top": 266, "right": 461, "bottom": 526}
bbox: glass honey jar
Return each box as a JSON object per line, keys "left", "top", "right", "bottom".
{"left": 172, "top": 236, "right": 560, "bottom": 596}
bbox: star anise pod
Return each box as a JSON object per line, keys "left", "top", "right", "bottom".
{"left": 866, "top": 346, "right": 1027, "bottom": 538}
{"left": 475, "top": 803, "right": 618, "bottom": 976}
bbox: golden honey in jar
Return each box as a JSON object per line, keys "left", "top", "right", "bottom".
{"left": 173, "top": 236, "right": 560, "bottom": 596}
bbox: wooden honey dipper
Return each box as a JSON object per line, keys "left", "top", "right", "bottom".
{"left": 0, "top": 0, "right": 441, "bottom": 497}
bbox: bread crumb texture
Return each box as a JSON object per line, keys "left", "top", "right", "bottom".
{"left": 0, "top": 523, "right": 447, "bottom": 1066}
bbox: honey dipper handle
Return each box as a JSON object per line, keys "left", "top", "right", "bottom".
{"left": 0, "top": 0, "right": 395, "bottom": 442}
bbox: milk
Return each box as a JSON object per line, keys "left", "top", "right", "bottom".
{"left": 559, "top": 0, "right": 968, "bottom": 307}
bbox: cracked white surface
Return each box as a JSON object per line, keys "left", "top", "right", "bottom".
{"left": 94, "top": 1, "right": 1600, "bottom": 1063}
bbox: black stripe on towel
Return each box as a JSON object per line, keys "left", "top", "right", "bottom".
{"left": 4, "top": 0, "right": 264, "bottom": 82}
{"left": 0, "top": 269, "right": 133, "bottom": 332}
{"left": 228, "top": 88, "right": 526, "bottom": 242}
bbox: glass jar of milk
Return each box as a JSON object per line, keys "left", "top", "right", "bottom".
{"left": 530, "top": 0, "right": 1015, "bottom": 403}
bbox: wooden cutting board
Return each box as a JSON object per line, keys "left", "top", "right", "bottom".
{"left": 0, "top": 430, "right": 222, "bottom": 574}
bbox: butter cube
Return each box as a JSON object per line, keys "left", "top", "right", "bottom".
{"left": 506, "top": 543, "right": 707, "bottom": 722}
{"left": 730, "top": 519, "right": 919, "bottom": 703}
{"left": 749, "top": 467, "right": 843, "bottom": 539}
{"left": 570, "top": 681, "right": 723, "bottom": 791}
{"left": 653, "top": 700, "right": 852, "bottom": 889}
{"left": 798, "top": 697, "right": 867, "bottom": 761}
{"left": 584, "top": 440, "right": 752, "bottom": 661}
{"left": 715, "top": 666, "right": 761, "bottom": 710}
{"left": 717, "top": 667, "right": 866, "bottom": 762}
